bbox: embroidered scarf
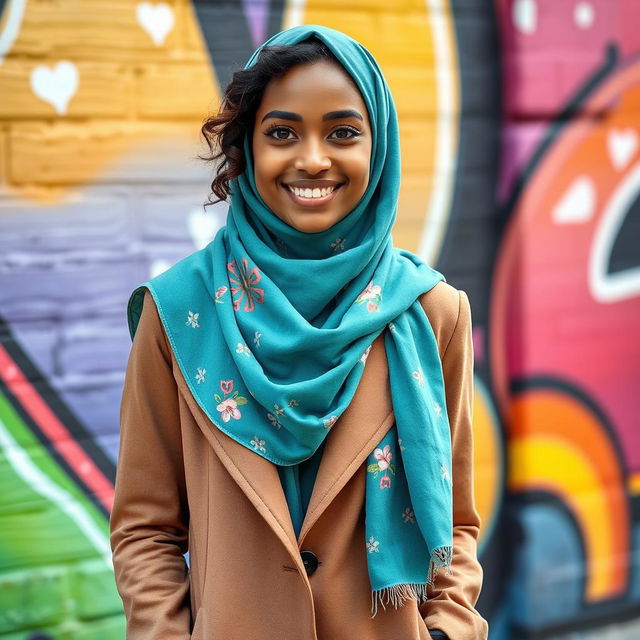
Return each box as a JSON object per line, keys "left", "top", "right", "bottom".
{"left": 126, "top": 24, "right": 452, "bottom": 617}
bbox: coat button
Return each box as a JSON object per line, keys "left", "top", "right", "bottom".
{"left": 300, "top": 550, "right": 319, "bottom": 576}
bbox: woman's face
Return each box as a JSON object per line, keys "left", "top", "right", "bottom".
{"left": 252, "top": 59, "right": 372, "bottom": 234}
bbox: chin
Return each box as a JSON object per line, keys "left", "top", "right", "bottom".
{"left": 291, "top": 220, "right": 335, "bottom": 234}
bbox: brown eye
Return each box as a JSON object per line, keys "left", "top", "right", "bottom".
{"left": 265, "top": 126, "right": 295, "bottom": 141}
{"left": 329, "top": 126, "right": 360, "bottom": 140}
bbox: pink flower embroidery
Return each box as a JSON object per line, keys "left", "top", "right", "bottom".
{"left": 367, "top": 443, "right": 396, "bottom": 488}
{"left": 214, "top": 286, "right": 228, "bottom": 303}
{"left": 220, "top": 380, "right": 234, "bottom": 395}
{"left": 217, "top": 398, "right": 241, "bottom": 422}
{"left": 214, "top": 379, "right": 248, "bottom": 421}
{"left": 356, "top": 280, "right": 382, "bottom": 311}
{"left": 324, "top": 415, "right": 338, "bottom": 429}
{"left": 228, "top": 258, "right": 265, "bottom": 312}
{"left": 357, "top": 281, "right": 381, "bottom": 300}
{"left": 374, "top": 444, "right": 393, "bottom": 470}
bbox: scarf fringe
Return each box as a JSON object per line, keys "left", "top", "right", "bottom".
{"left": 369, "top": 546, "right": 454, "bottom": 619}
{"left": 370, "top": 582, "right": 429, "bottom": 618}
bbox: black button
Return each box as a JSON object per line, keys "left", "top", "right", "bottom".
{"left": 300, "top": 550, "right": 318, "bottom": 576}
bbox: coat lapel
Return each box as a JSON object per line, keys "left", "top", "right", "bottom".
{"left": 297, "top": 331, "right": 394, "bottom": 545}
{"left": 173, "top": 330, "right": 394, "bottom": 561}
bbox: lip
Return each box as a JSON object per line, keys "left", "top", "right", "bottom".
{"left": 285, "top": 179, "right": 343, "bottom": 189}
{"left": 281, "top": 182, "right": 343, "bottom": 208}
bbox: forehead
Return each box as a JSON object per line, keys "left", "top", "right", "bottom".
{"left": 257, "top": 60, "right": 368, "bottom": 118}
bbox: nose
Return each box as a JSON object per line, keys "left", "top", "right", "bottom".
{"left": 293, "top": 138, "right": 331, "bottom": 174}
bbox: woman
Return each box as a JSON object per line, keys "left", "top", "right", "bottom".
{"left": 110, "top": 25, "right": 488, "bottom": 640}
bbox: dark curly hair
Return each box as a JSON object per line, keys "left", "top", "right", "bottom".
{"left": 198, "top": 37, "right": 342, "bottom": 205}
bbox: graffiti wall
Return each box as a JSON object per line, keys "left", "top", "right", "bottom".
{"left": 490, "top": 0, "right": 640, "bottom": 636}
{"left": 0, "top": 0, "right": 637, "bottom": 638}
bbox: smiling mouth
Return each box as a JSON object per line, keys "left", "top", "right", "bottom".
{"left": 282, "top": 182, "right": 343, "bottom": 208}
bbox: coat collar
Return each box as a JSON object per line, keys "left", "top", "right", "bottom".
{"left": 174, "top": 330, "right": 394, "bottom": 563}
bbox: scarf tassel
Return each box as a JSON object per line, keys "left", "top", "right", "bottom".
{"left": 369, "top": 546, "right": 453, "bottom": 618}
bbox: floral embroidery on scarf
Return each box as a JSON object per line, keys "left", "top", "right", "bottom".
{"left": 366, "top": 536, "right": 380, "bottom": 553}
{"left": 367, "top": 444, "right": 396, "bottom": 489}
{"left": 398, "top": 438, "right": 405, "bottom": 452}
{"left": 331, "top": 237, "right": 346, "bottom": 252}
{"left": 356, "top": 280, "right": 382, "bottom": 312}
{"left": 267, "top": 413, "right": 282, "bottom": 429}
{"left": 440, "top": 463, "right": 451, "bottom": 484}
{"left": 272, "top": 403, "right": 285, "bottom": 417}
{"left": 214, "top": 379, "right": 248, "bottom": 422}
{"left": 388, "top": 322, "right": 396, "bottom": 333}
{"left": 287, "top": 399, "right": 299, "bottom": 407}
{"left": 412, "top": 367, "right": 425, "bottom": 387}
{"left": 360, "top": 345, "right": 372, "bottom": 364}
{"left": 227, "top": 258, "right": 265, "bottom": 312}
{"left": 251, "top": 435, "right": 266, "bottom": 453}
{"left": 254, "top": 331, "right": 262, "bottom": 347}
{"left": 433, "top": 402, "right": 442, "bottom": 417}
{"left": 236, "top": 343, "right": 252, "bottom": 357}
{"left": 214, "top": 286, "right": 227, "bottom": 304}
{"left": 195, "top": 368, "right": 206, "bottom": 384}
{"left": 402, "top": 507, "right": 416, "bottom": 524}
{"left": 323, "top": 415, "right": 338, "bottom": 429}
{"left": 185, "top": 311, "right": 200, "bottom": 328}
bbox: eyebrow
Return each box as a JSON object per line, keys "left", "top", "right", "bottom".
{"left": 260, "top": 109, "right": 364, "bottom": 123}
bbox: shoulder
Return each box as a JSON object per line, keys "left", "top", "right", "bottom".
{"left": 132, "top": 289, "right": 172, "bottom": 360}
{"left": 418, "top": 281, "right": 471, "bottom": 359}
{"left": 139, "top": 289, "right": 161, "bottom": 326}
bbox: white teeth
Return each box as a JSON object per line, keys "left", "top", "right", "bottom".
{"left": 289, "top": 185, "right": 336, "bottom": 199}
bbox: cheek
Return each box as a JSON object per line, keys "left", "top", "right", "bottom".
{"left": 252, "top": 145, "right": 282, "bottom": 195}
{"left": 350, "top": 150, "right": 371, "bottom": 195}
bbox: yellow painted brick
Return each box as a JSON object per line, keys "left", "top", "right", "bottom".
{"left": 10, "top": 0, "right": 184, "bottom": 62}
{"left": 386, "top": 65, "right": 440, "bottom": 119}
{"left": 393, "top": 222, "right": 427, "bottom": 254}
{"left": 399, "top": 117, "right": 438, "bottom": 174}
{"left": 9, "top": 120, "right": 198, "bottom": 185}
{"left": 304, "top": 0, "right": 427, "bottom": 12}
{"left": 0, "top": 60, "right": 133, "bottom": 119}
{"left": 137, "top": 62, "right": 219, "bottom": 119}
{"left": 301, "top": 9, "right": 435, "bottom": 67}
{"left": 0, "top": 126, "right": 8, "bottom": 188}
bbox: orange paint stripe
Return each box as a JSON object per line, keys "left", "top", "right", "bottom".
{"left": 629, "top": 471, "right": 640, "bottom": 495}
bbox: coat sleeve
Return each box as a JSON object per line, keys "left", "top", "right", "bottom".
{"left": 109, "top": 290, "right": 192, "bottom": 639}
{"left": 419, "top": 289, "right": 489, "bottom": 640}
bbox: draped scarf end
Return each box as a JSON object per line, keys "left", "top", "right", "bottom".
{"left": 369, "top": 545, "right": 453, "bottom": 619}
{"left": 370, "top": 582, "right": 429, "bottom": 618}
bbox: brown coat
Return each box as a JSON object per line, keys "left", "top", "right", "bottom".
{"left": 109, "top": 281, "right": 489, "bottom": 640}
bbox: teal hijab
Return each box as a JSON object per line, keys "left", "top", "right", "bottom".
{"left": 127, "top": 24, "right": 452, "bottom": 617}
